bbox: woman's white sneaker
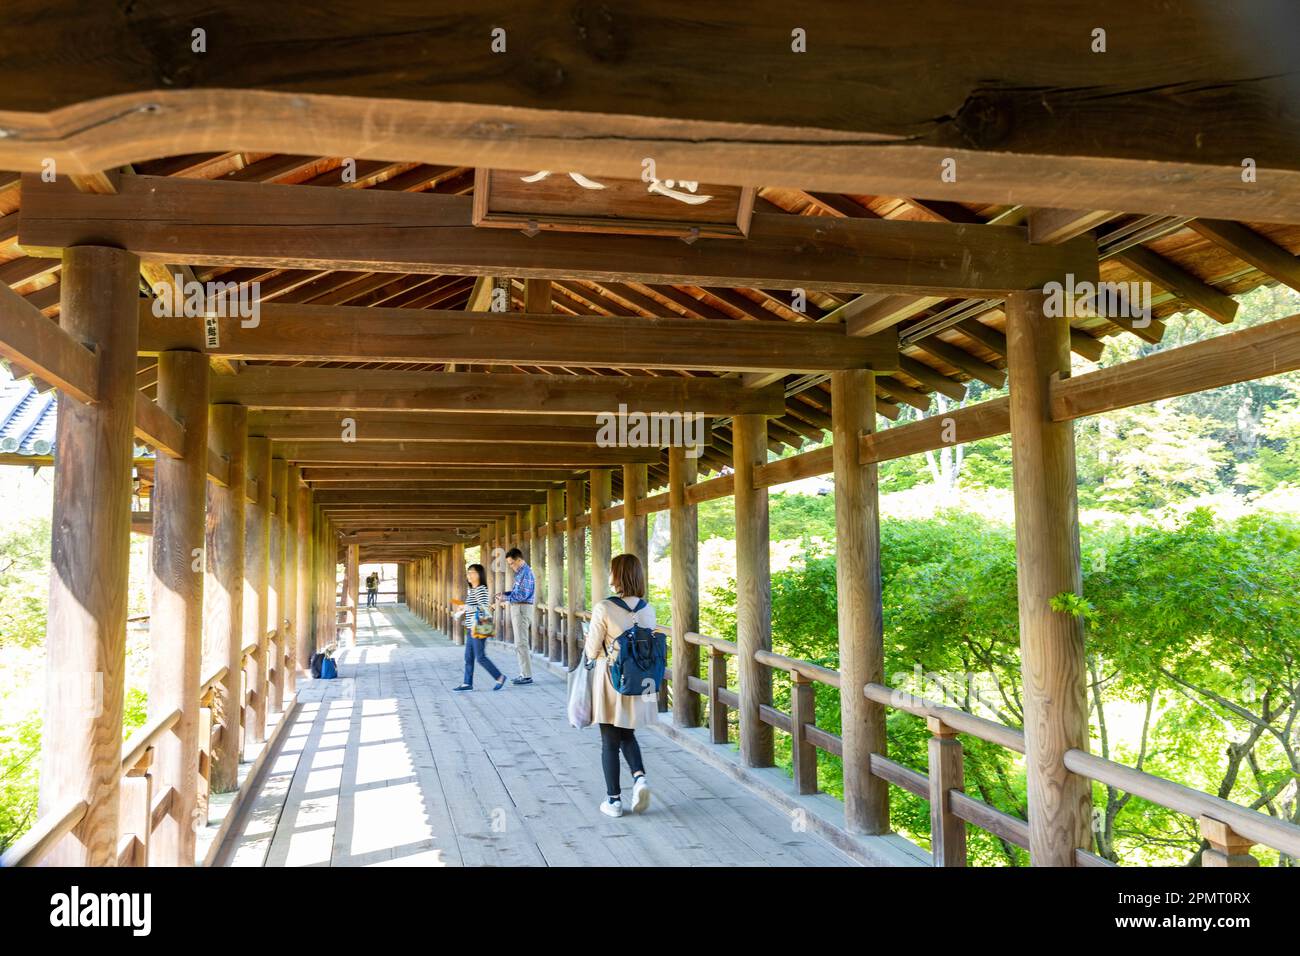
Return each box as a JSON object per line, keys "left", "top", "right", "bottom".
{"left": 631, "top": 775, "right": 651, "bottom": 813}
{"left": 600, "top": 798, "right": 624, "bottom": 818}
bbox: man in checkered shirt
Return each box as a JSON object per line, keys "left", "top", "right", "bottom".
{"left": 498, "top": 548, "right": 536, "bottom": 685}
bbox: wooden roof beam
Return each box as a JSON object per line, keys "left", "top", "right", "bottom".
{"left": 139, "top": 302, "right": 898, "bottom": 374}
{"left": 212, "top": 366, "right": 784, "bottom": 415}
{"left": 17, "top": 175, "right": 1097, "bottom": 297}
{"left": 276, "top": 442, "right": 664, "bottom": 466}
{"left": 1112, "top": 246, "right": 1236, "bottom": 327}
{"left": 1187, "top": 220, "right": 1300, "bottom": 295}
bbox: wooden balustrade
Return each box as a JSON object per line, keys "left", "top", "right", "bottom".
{"left": 7, "top": 632, "right": 268, "bottom": 868}
{"left": 674, "top": 630, "right": 1299, "bottom": 867}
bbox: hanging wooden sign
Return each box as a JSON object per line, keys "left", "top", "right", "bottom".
{"left": 472, "top": 168, "right": 755, "bottom": 240}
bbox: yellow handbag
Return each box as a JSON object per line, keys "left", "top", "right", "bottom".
{"left": 471, "top": 607, "right": 496, "bottom": 639}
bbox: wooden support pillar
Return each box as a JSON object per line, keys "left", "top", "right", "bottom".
{"left": 451, "top": 541, "right": 466, "bottom": 644}
{"left": 1006, "top": 290, "right": 1091, "bottom": 867}
{"left": 268, "top": 457, "right": 287, "bottom": 713}
{"left": 205, "top": 404, "right": 245, "bottom": 793}
{"left": 442, "top": 546, "right": 453, "bottom": 632}
{"left": 733, "top": 414, "right": 774, "bottom": 767}
{"left": 294, "top": 476, "right": 311, "bottom": 676}
{"left": 622, "top": 463, "right": 649, "bottom": 570}
{"left": 283, "top": 466, "right": 297, "bottom": 696}
{"left": 831, "top": 368, "right": 890, "bottom": 834}
{"left": 345, "top": 542, "right": 360, "bottom": 644}
{"left": 38, "top": 245, "right": 139, "bottom": 866}
{"left": 565, "top": 478, "right": 584, "bottom": 667}
{"left": 529, "top": 503, "right": 544, "bottom": 653}
{"left": 590, "top": 469, "right": 612, "bottom": 606}
{"left": 243, "top": 436, "right": 271, "bottom": 744}
{"left": 546, "top": 488, "right": 564, "bottom": 662}
{"left": 312, "top": 505, "right": 325, "bottom": 649}
{"left": 396, "top": 563, "right": 407, "bottom": 605}
{"left": 495, "top": 517, "right": 508, "bottom": 641}
{"left": 669, "top": 446, "right": 700, "bottom": 728}
{"left": 148, "top": 349, "right": 209, "bottom": 866}
{"left": 322, "top": 511, "right": 336, "bottom": 646}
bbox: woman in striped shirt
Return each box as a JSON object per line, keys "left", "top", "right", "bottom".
{"left": 453, "top": 563, "right": 507, "bottom": 692}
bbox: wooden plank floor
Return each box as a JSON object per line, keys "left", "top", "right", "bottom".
{"left": 224, "top": 604, "right": 857, "bottom": 867}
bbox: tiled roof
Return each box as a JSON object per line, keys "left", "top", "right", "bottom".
{"left": 0, "top": 377, "right": 57, "bottom": 456}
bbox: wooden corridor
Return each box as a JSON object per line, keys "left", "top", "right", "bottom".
{"left": 220, "top": 605, "right": 856, "bottom": 867}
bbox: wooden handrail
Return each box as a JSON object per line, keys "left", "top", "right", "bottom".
{"left": 121, "top": 708, "right": 181, "bottom": 774}
{"left": 1064, "top": 748, "right": 1300, "bottom": 859}
{"left": 6, "top": 657, "right": 234, "bottom": 868}
{"left": 684, "top": 631, "right": 738, "bottom": 655}
{"left": 0, "top": 797, "right": 89, "bottom": 867}
{"left": 200, "top": 664, "right": 229, "bottom": 697}
{"left": 864, "top": 682, "right": 1026, "bottom": 754}
{"left": 755, "top": 648, "right": 842, "bottom": 689}
{"left": 683, "top": 637, "right": 1300, "bottom": 864}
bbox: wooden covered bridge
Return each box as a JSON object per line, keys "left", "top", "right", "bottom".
{"left": 1, "top": 4, "right": 1300, "bottom": 868}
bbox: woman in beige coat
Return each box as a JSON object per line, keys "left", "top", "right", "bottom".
{"left": 584, "top": 553, "right": 658, "bottom": 818}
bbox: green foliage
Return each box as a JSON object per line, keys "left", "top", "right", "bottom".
{"left": 698, "top": 505, "right": 1300, "bottom": 866}
{"left": 0, "top": 712, "right": 41, "bottom": 854}
{"left": 0, "top": 518, "right": 51, "bottom": 649}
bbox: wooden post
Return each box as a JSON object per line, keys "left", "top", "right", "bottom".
{"left": 294, "top": 476, "right": 311, "bottom": 676}
{"left": 708, "top": 648, "right": 729, "bottom": 745}
{"left": 733, "top": 414, "right": 773, "bottom": 767}
{"left": 831, "top": 369, "right": 890, "bottom": 833}
{"left": 1199, "top": 816, "right": 1258, "bottom": 867}
{"left": 791, "top": 672, "right": 818, "bottom": 795}
{"left": 622, "top": 463, "right": 649, "bottom": 569}
{"left": 206, "top": 404, "right": 245, "bottom": 792}
{"left": 196, "top": 690, "right": 214, "bottom": 826}
{"left": 669, "top": 446, "right": 700, "bottom": 727}
{"left": 313, "top": 506, "right": 326, "bottom": 649}
{"left": 396, "top": 563, "right": 407, "bottom": 605}
{"left": 451, "top": 541, "right": 466, "bottom": 644}
{"left": 119, "top": 752, "right": 153, "bottom": 867}
{"left": 268, "top": 457, "right": 287, "bottom": 714}
{"left": 927, "top": 718, "right": 967, "bottom": 866}
{"left": 443, "top": 545, "right": 454, "bottom": 632}
{"left": 547, "top": 488, "right": 564, "bottom": 662}
{"left": 38, "top": 245, "right": 139, "bottom": 866}
{"left": 1007, "top": 290, "right": 1091, "bottom": 866}
{"left": 529, "top": 503, "right": 544, "bottom": 653}
{"left": 148, "top": 349, "right": 209, "bottom": 866}
{"left": 345, "top": 542, "right": 360, "bottom": 644}
{"left": 590, "top": 469, "right": 612, "bottom": 607}
{"left": 496, "top": 517, "right": 509, "bottom": 642}
{"left": 284, "top": 466, "right": 298, "bottom": 697}
{"left": 565, "top": 478, "right": 584, "bottom": 667}
{"left": 244, "top": 436, "right": 271, "bottom": 744}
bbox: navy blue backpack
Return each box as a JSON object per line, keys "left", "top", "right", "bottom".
{"left": 320, "top": 656, "right": 338, "bottom": 680}
{"left": 605, "top": 597, "right": 667, "bottom": 696}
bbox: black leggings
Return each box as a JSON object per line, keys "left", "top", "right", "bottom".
{"left": 599, "top": 723, "right": 645, "bottom": 797}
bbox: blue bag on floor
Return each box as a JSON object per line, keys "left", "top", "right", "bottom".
{"left": 320, "top": 656, "right": 338, "bottom": 680}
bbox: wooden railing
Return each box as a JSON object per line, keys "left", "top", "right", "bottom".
{"left": 677, "top": 633, "right": 1300, "bottom": 867}
{"left": 4, "top": 655, "right": 250, "bottom": 867}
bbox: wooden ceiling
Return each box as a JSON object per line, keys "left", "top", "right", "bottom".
{"left": 4, "top": 148, "right": 1299, "bottom": 534}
